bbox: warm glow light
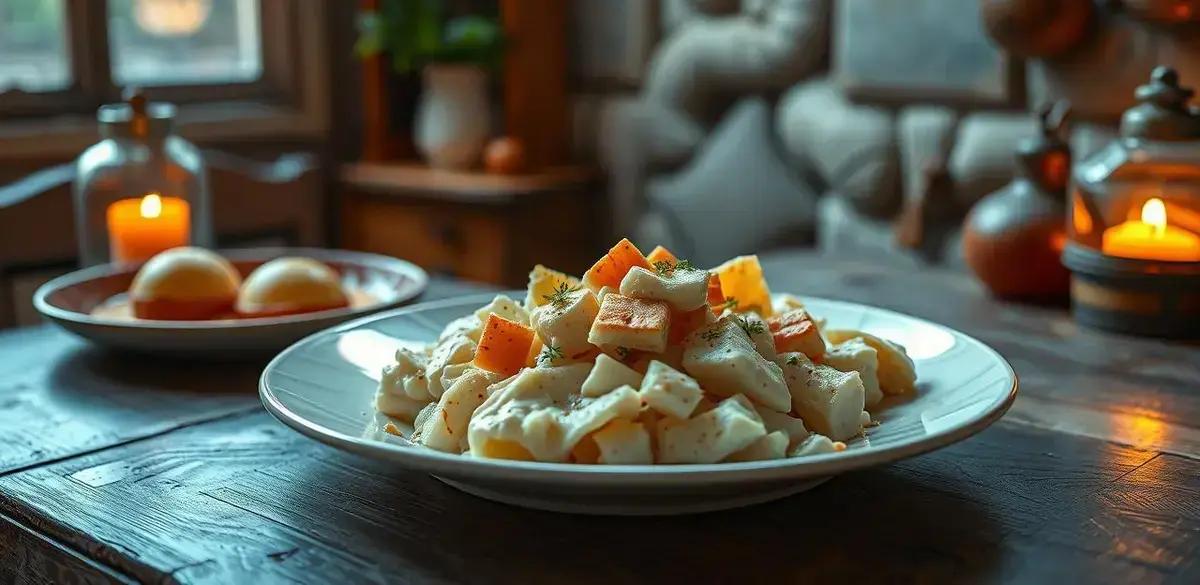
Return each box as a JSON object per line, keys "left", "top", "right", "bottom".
{"left": 1142, "top": 198, "right": 1167, "bottom": 236}
{"left": 140, "top": 193, "right": 163, "bottom": 219}
{"left": 134, "top": 0, "right": 212, "bottom": 37}
{"left": 1072, "top": 193, "right": 1093, "bottom": 235}
{"left": 1101, "top": 196, "right": 1200, "bottom": 261}
{"left": 107, "top": 195, "right": 189, "bottom": 263}
{"left": 1110, "top": 410, "right": 1168, "bottom": 452}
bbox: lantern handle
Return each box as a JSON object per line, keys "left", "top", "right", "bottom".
{"left": 1039, "top": 100, "right": 1072, "bottom": 141}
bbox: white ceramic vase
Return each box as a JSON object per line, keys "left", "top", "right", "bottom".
{"left": 415, "top": 64, "right": 490, "bottom": 170}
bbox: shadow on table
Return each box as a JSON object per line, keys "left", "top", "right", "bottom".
{"left": 47, "top": 344, "right": 263, "bottom": 398}
{"left": 358, "top": 464, "right": 1005, "bottom": 583}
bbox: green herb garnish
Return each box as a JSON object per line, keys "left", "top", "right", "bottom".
{"left": 653, "top": 258, "right": 698, "bottom": 277}
{"left": 542, "top": 281, "right": 579, "bottom": 309}
{"left": 721, "top": 297, "right": 739, "bottom": 312}
{"left": 538, "top": 344, "right": 564, "bottom": 364}
{"left": 737, "top": 316, "right": 765, "bottom": 337}
{"left": 700, "top": 329, "right": 721, "bottom": 342}
{"left": 786, "top": 355, "right": 800, "bottom": 366}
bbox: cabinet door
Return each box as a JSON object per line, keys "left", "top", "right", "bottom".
{"left": 341, "top": 196, "right": 508, "bottom": 284}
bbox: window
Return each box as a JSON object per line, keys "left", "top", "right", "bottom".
{"left": 0, "top": 0, "right": 328, "bottom": 152}
{"left": 0, "top": 0, "right": 71, "bottom": 93}
{"left": 108, "top": 0, "right": 263, "bottom": 86}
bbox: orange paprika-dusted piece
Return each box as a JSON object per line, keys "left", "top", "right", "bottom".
{"left": 767, "top": 309, "right": 827, "bottom": 360}
{"left": 582, "top": 238, "right": 653, "bottom": 291}
{"left": 645, "top": 245, "right": 679, "bottom": 267}
{"left": 669, "top": 307, "right": 712, "bottom": 345}
{"left": 474, "top": 313, "right": 535, "bottom": 377}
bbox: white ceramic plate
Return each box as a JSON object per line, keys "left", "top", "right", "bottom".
{"left": 261, "top": 293, "right": 1017, "bottom": 515}
{"left": 35, "top": 247, "right": 428, "bottom": 358}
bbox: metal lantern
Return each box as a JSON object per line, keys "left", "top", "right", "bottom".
{"left": 73, "top": 90, "right": 212, "bottom": 266}
{"left": 1063, "top": 67, "right": 1200, "bottom": 338}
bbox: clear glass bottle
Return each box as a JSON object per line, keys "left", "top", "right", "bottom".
{"left": 73, "top": 90, "right": 212, "bottom": 266}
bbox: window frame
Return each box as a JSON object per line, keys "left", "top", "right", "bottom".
{"left": 0, "top": 0, "right": 329, "bottom": 155}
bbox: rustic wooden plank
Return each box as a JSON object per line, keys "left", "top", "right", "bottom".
{"left": 0, "top": 277, "right": 495, "bottom": 475}
{"left": 0, "top": 511, "right": 134, "bottom": 585}
{"left": 760, "top": 253, "right": 1200, "bottom": 451}
{"left": 0, "top": 408, "right": 1189, "bottom": 584}
{"left": 1007, "top": 394, "right": 1200, "bottom": 459}
{"left": 0, "top": 327, "right": 260, "bottom": 475}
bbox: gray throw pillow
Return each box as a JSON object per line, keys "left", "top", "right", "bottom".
{"left": 647, "top": 97, "right": 817, "bottom": 267}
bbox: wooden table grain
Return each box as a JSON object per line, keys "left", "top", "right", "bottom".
{"left": 1, "top": 255, "right": 1197, "bottom": 584}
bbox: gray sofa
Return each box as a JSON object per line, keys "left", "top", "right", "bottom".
{"left": 600, "top": 0, "right": 1200, "bottom": 267}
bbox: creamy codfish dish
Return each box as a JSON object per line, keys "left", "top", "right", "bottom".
{"left": 375, "top": 239, "right": 917, "bottom": 465}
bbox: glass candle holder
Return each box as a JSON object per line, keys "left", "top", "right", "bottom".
{"left": 1063, "top": 67, "right": 1200, "bottom": 338}
{"left": 73, "top": 90, "right": 212, "bottom": 266}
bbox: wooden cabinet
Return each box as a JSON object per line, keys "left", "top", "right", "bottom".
{"left": 339, "top": 163, "right": 603, "bottom": 286}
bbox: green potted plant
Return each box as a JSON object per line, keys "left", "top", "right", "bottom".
{"left": 357, "top": 0, "right": 503, "bottom": 170}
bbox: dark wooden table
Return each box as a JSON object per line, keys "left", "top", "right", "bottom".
{"left": 1, "top": 255, "right": 1198, "bottom": 584}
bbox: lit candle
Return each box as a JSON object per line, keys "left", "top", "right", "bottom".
{"left": 1102, "top": 198, "right": 1200, "bottom": 262}
{"left": 106, "top": 193, "right": 190, "bottom": 263}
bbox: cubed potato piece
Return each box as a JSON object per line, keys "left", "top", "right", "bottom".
{"left": 822, "top": 337, "right": 883, "bottom": 407}
{"left": 587, "top": 293, "right": 670, "bottom": 354}
{"left": 753, "top": 404, "right": 809, "bottom": 449}
{"left": 468, "top": 365, "right": 637, "bottom": 462}
{"left": 380, "top": 347, "right": 431, "bottom": 401}
{"left": 425, "top": 334, "right": 478, "bottom": 398}
{"left": 582, "top": 238, "right": 653, "bottom": 292}
{"left": 639, "top": 360, "right": 704, "bottom": 419}
{"left": 726, "top": 430, "right": 789, "bottom": 462}
{"left": 738, "top": 312, "right": 777, "bottom": 360}
{"left": 473, "top": 314, "right": 536, "bottom": 378}
{"left": 413, "top": 369, "right": 494, "bottom": 453}
{"left": 767, "top": 308, "right": 826, "bottom": 360}
{"left": 681, "top": 316, "right": 791, "bottom": 413}
{"left": 714, "top": 255, "right": 773, "bottom": 317}
{"left": 789, "top": 433, "right": 840, "bottom": 457}
{"left": 438, "top": 314, "right": 482, "bottom": 344}
{"left": 825, "top": 330, "right": 917, "bottom": 395}
{"left": 597, "top": 285, "right": 616, "bottom": 302}
{"left": 645, "top": 245, "right": 679, "bottom": 266}
{"left": 777, "top": 352, "right": 866, "bottom": 441}
{"left": 593, "top": 419, "right": 654, "bottom": 464}
{"left": 529, "top": 288, "right": 600, "bottom": 359}
{"left": 474, "top": 294, "right": 530, "bottom": 325}
{"left": 619, "top": 266, "right": 709, "bottom": 311}
{"left": 581, "top": 353, "right": 645, "bottom": 397}
{"left": 725, "top": 393, "right": 761, "bottom": 419}
{"left": 375, "top": 392, "right": 429, "bottom": 422}
{"left": 524, "top": 264, "right": 583, "bottom": 312}
{"left": 656, "top": 398, "right": 767, "bottom": 464}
